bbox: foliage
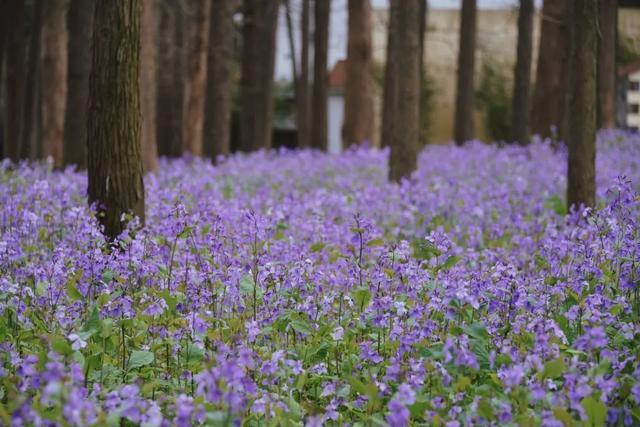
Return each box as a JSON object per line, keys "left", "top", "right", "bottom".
{"left": 475, "top": 60, "right": 512, "bottom": 142}
{"left": 0, "top": 131, "right": 640, "bottom": 426}
{"left": 616, "top": 34, "right": 640, "bottom": 68}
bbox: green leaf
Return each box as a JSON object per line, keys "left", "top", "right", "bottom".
{"left": 83, "top": 306, "right": 101, "bottom": 333}
{"left": 127, "top": 350, "right": 154, "bottom": 370}
{"left": 541, "top": 358, "right": 566, "bottom": 379}
{"left": 552, "top": 407, "right": 575, "bottom": 427}
{"left": 310, "top": 242, "right": 325, "bottom": 252}
{"left": 66, "top": 282, "right": 83, "bottom": 301}
{"left": 290, "top": 319, "right": 313, "bottom": 336}
{"left": 352, "top": 287, "right": 371, "bottom": 311}
{"left": 239, "top": 274, "right": 263, "bottom": 299}
{"left": 463, "top": 322, "right": 489, "bottom": 341}
{"left": 438, "top": 255, "right": 461, "bottom": 271}
{"left": 581, "top": 396, "right": 606, "bottom": 427}
{"left": 51, "top": 335, "right": 72, "bottom": 356}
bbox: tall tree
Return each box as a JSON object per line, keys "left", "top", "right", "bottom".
{"left": 597, "top": 0, "right": 616, "bottom": 129}
{"left": 388, "top": 0, "right": 420, "bottom": 182}
{"left": 156, "top": 1, "right": 184, "bottom": 157}
{"left": 182, "top": 0, "right": 211, "bottom": 156}
{"left": 21, "top": 0, "right": 43, "bottom": 161}
{"left": 511, "top": 0, "right": 534, "bottom": 145}
{"left": 381, "top": 0, "right": 399, "bottom": 148}
{"left": 310, "top": 0, "right": 330, "bottom": 151}
{"left": 531, "top": 0, "right": 571, "bottom": 139}
{"left": 343, "top": 0, "right": 373, "bottom": 147}
{"left": 453, "top": 0, "right": 476, "bottom": 146}
{"left": 140, "top": 0, "right": 158, "bottom": 171}
{"left": 64, "top": 0, "right": 95, "bottom": 168}
{"left": 87, "top": 0, "right": 145, "bottom": 240}
{"left": 298, "top": 0, "right": 311, "bottom": 148}
{"left": 41, "top": 0, "right": 68, "bottom": 168}
{"left": 204, "top": 0, "right": 237, "bottom": 161}
{"left": 567, "top": 0, "right": 597, "bottom": 209}
{"left": 239, "top": 0, "right": 279, "bottom": 152}
{"left": 3, "top": 0, "right": 27, "bottom": 161}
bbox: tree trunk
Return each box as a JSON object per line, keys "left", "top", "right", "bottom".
{"left": 567, "top": 0, "right": 597, "bottom": 209}
{"left": 87, "top": 0, "right": 145, "bottom": 240}
{"left": 64, "top": 0, "right": 95, "bottom": 168}
{"left": 310, "top": 0, "right": 330, "bottom": 151}
{"left": 204, "top": 0, "right": 237, "bottom": 161}
{"left": 531, "top": 0, "right": 571, "bottom": 140}
{"left": 388, "top": 0, "right": 420, "bottom": 182}
{"left": 418, "top": 0, "right": 427, "bottom": 145}
{"left": 343, "top": 0, "right": 373, "bottom": 147}
{"left": 453, "top": 0, "right": 476, "bottom": 146}
{"left": 182, "top": 0, "right": 211, "bottom": 156}
{"left": 21, "top": 0, "right": 43, "bottom": 161}
{"left": 156, "top": 1, "right": 184, "bottom": 157}
{"left": 511, "top": 0, "right": 534, "bottom": 145}
{"left": 3, "top": 0, "right": 27, "bottom": 161}
{"left": 41, "top": 0, "right": 68, "bottom": 168}
{"left": 140, "top": 0, "right": 158, "bottom": 171}
{"left": 298, "top": 0, "right": 311, "bottom": 149}
{"left": 597, "top": 0, "right": 616, "bottom": 129}
{"left": 381, "top": 0, "right": 399, "bottom": 148}
{"left": 239, "top": 0, "right": 279, "bottom": 152}
{"left": 284, "top": 0, "right": 300, "bottom": 142}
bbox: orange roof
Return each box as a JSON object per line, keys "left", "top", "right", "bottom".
{"left": 329, "top": 59, "right": 347, "bottom": 89}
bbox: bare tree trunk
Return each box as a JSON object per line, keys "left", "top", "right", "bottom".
{"left": 343, "top": 0, "right": 373, "bottom": 147}
{"left": 310, "top": 0, "right": 330, "bottom": 151}
{"left": 284, "top": 0, "right": 300, "bottom": 143}
{"left": 41, "top": 0, "right": 68, "bottom": 168}
{"left": 381, "top": 0, "right": 398, "bottom": 148}
{"left": 453, "top": 0, "right": 476, "bottom": 146}
{"left": 204, "top": 0, "right": 237, "bottom": 161}
{"left": 182, "top": 0, "right": 211, "bottom": 156}
{"left": 3, "top": 0, "right": 27, "bottom": 161}
{"left": 156, "top": 1, "right": 184, "bottom": 157}
{"left": 531, "top": 0, "right": 571, "bottom": 140}
{"left": 418, "top": 0, "right": 427, "bottom": 145}
{"left": 597, "top": 0, "right": 616, "bottom": 129}
{"left": 64, "top": 0, "right": 95, "bottom": 168}
{"left": 511, "top": 0, "right": 534, "bottom": 145}
{"left": 567, "top": 0, "right": 597, "bottom": 209}
{"left": 87, "top": 0, "right": 145, "bottom": 240}
{"left": 298, "top": 0, "right": 311, "bottom": 148}
{"left": 140, "top": 0, "right": 158, "bottom": 171}
{"left": 21, "top": 0, "right": 43, "bottom": 161}
{"left": 239, "top": 0, "right": 279, "bottom": 152}
{"left": 388, "top": 0, "right": 420, "bottom": 182}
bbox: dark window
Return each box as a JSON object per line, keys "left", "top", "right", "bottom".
{"left": 630, "top": 103, "right": 640, "bottom": 114}
{"left": 630, "top": 81, "right": 640, "bottom": 91}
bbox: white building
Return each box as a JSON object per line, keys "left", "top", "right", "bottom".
{"left": 618, "top": 60, "right": 640, "bottom": 131}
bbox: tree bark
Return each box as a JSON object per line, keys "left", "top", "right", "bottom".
{"left": 298, "top": 0, "right": 311, "bottom": 149}
{"left": 239, "top": 0, "right": 279, "bottom": 152}
{"left": 41, "top": 0, "right": 68, "bottom": 168}
{"left": 511, "top": 0, "right": 534, "bottom": 145}
{"left": 140, "top": 0, "right": 158, "bottom": 171}
{"left": 381, "top": 0, "right": 399, "bottom": 148}
{"left": 87, "top": 0, "right": 145, "bottom": 240}
{"left": 310, "top": 0, "right": 330, "bottom": 151}
{"left": 597, "top": 0, "right": 616, "bottom": 129}
{"left": 418, "top": 0, "right": 427, "bottom": 145}
{"left": 204, "top": 0, "right": 237, "bottom": 161}
{"left": 64, "top": 0, "right": 95, "bottom": 168}
{"left": 453, "top": 0, "right": 476, "bottom": 146}
{"left": 182, "top": 0, "right": 211, "bottom": 156}
{"left": 531, "top": 0, "right": 571, "bottom": 140}
{"left": 567, "top": 0, "right": 597, "bottom": 209}
{"left": 156, "top": 1, "right": 184, "bottom": 157}
{"left": 343, "top": 0, "right": 373, "bottom": 147}
{"left": 3, "top": 0, "right": 27, "bottom": 161}
{"left": 21, "top": 0, "right": 43, "bottom": 161}
{"left": 388, "top": 0, "right": 420, "bottom": 182}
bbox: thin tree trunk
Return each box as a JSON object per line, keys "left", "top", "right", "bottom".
{"left": 204, "top": 0, "right": 237, "bottom": 161}
{"left": 343, "top": 0, "right": 373, "bottom": 147}
{"left": 156, "top": 1, "right": 184, "bottom": 157}
{"left": 41, "top": 0, "right": 68, "bottom": 168}
{"left": 182, "top": 0, "right": 211, "bottom": 156}
{"left": 511, "top": 0, "right": 534, "bottom": 145}
{"left": 298, "top": 0, "right": 311, "bottom": 148}
{"left": 21, "top": 0, "right": 43, "bottom": 161}
{"left": 418, "top": 0, "right": 427, "bottom": 145}
{"left": 388, "top": 0, "right": 420, "bottom": 182}
{"left": 239, "top": 0, "right": 279, "bottom": 152}
{"left": 453, "top": 0, "right": 476, "bottom": 146}
{"left": 87, "top": 0, "right": 145, "bottom": 240}
{"left": 531, "top": 0, "right": 571, "bottom": 140}
{"left": 64, "top": 0, "right": 95, "bottom": 168}
{"left": 597, "top": 0, "right": 616, "bottom": 129}
{"left": 140, "top": 0, "right": 158, "bottom": 171}
{"left": 284, "top": 0, "right": 300, "bottom": 146}
{"left": 567, "top": 0, "right": 597, "bottom": 209}
{"left": 381, "top": 0, "right": 398, "bottom": 148}
{"left": 310, "top": 0, "right": 330, "bottom": 151}
{"left": 3, "top": 0, "right": 27, "bottom": 161}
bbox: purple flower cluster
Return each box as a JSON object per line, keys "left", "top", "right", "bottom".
{"left": 0, "top": 130, "right": 639, "bottom": 425}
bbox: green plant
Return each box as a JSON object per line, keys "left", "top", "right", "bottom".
{"left": 475, "top": 60, "right": 512, "bottom": 142}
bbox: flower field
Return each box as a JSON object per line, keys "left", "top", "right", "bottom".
{"left": 1, "top": 131, "right": 639, "bottom": 426}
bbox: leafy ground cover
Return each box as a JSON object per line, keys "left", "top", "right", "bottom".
{"left": 0, "top": 131, "right": 639, "bottom": 426}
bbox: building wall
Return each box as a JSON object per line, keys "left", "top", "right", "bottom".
{"left": 627, "top": 70, "right": 640, "bottom": 130}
